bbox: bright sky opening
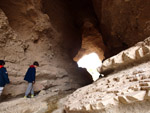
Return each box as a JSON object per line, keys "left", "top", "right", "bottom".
{"left": 77, "top": 52, "right": 102, "bottom": 81}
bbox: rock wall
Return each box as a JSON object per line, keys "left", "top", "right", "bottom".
{"left": 0, "top": 0, "right": 92, "bottom": 98}
{"left": 73, "top": 19, "right": 106, "bottom": 62}
{"left": 93, "top": 0, "right": 150, "bottom": 56}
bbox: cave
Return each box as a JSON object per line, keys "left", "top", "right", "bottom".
{"left": 41, "top": 0, "right": 106, "bottom": 81}
{"left": 41, "top": 0, "right": 150, "bottom": 81}
{"left": 0, "top": 0, "right": 108, "bottom": 86}
{"left": 0, "top": 0, "right": 149, "bottom": 94}
{"left": 0, "top": 0, "right": 150, "bottom": 113}
{"left": 0, "top": 0, "right": 150, "bottom": 112}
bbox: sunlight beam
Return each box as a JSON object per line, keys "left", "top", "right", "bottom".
{"left": 77, "top": 53, "right": 102, "bottom": 81}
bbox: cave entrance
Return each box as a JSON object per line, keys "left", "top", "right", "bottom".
{"left": 77, "top": 52, "right": 102, "bottom": 81}
{"left": 66, "top": 0, "right": 106, "bottom": 81}
{"left": 73, "top": 18, "right": 106, "bottom": 81}
{"left": 42, "top": 0, "right": 101, "bottom": 84}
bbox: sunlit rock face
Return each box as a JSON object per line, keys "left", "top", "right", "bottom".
{"left": 64, "top": 37, "right": 150, "bottom": 113}
{"left": 93, "top": 0, "right": 150, "bottom": 56}
{"left": 100, "top": 37, "right": 150, "bottom": 74}
{"left": 73, "top": 19, "right": 106, "bottom": 62}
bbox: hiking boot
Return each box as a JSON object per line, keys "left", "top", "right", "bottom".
{"left": 31, "top": 95, "right": 34, "bottom": 98}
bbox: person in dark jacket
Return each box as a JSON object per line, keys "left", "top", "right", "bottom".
{"left": 24, "top": 61, "right": 39, "bottom": 98}
{"left": 0, "top": 60, "right": 10, "bottom": 96}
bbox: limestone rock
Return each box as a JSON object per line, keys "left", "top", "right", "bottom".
{"left": 100, "top": 37, "right": 150, "bottom": 73}
{"left": 126, "top": 91, "right": 146, "bottom": 101}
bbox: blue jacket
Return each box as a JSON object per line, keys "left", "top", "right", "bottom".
{"left": 24, "top": 65, "right": 36, "bottom": 83}
{"left": 0, "top": 66, "right": 10, "bottom": 87}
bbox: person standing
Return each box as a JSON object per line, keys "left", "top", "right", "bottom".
{"left": 24, "top": 61, "right": 39, "bottom": 98}
{"left": 0, "top": 60, "right": 10, "bottom": 96}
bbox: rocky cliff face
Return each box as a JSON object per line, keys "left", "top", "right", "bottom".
{"left": 0, "top": 0, "right": 92, "bottom": 98}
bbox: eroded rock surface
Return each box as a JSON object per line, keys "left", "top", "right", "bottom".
{"left": 64, "top": 37, "right": 150, "bottom": 113}
{"left": 0, "top": 0, "right": 92, "bottom": 98}
{"left": 65, "top": 60, "right": 150, "bottom": 113}
{"left": 0, "top": 91, "right": 68, "bottom": 113}
{"left": 100, "top": 37, "right": 150, "bottom": 73}
{"left": 73, "top": 19, "right": 106, "bottom": 62}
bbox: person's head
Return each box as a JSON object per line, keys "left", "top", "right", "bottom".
{"left": 0, "top": 60, "right": 5, "bottom": 65}
{"left": 33, "top": 61, "right": 39, "bottom": 67}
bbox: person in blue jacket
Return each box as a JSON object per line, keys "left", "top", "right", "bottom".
{"left": 0, "top": 60, "right": 10, "bottom": 96}
{"left": 24, "top": 61, "right": 39, "bottom": 98}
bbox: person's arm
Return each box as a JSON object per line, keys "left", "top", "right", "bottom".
{"left": 3, "top": 68, "right": 10, "bottom": 84}
{"left": 32, "top": 68, "right": 36, "bottom": 84}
